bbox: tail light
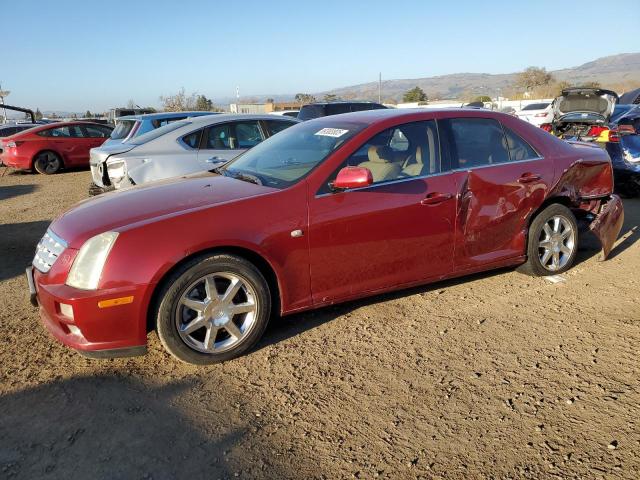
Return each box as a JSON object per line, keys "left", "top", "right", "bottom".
{"left": 540, "top": 124, "right": 553, "bottom": 133}
{"left": 5, "top": 140, "right": 24, "bottom": 148}
{"left": 534, "top": 112, "right": 548, "bottom": 117}
{"left": 587, "top": 126, "right": 608, "bottom": 137}
{"left": 617, "top": 125, "right": 636, "bottom": 135}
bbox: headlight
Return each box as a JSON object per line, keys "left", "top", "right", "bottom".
{"left": 107, "top": 160, "right": 127, "bottom": 186}
{"left": 66, "top": 232, "right": 119, "bottom": 290}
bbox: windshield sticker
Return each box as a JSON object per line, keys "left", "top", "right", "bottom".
{"left": 315, "top": 128, "right": 349, "bottom": 138}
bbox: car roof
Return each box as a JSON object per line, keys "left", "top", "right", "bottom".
{"left": 0, "top": 123, "right": 38, "bottom": 128}
{"left": 12, "top": 121, "right": 111, "bottom": 135}
{"left": 117, "top": 111, "right": 218, "bottom": 121}
{"left": 185, "top": 113, "right": 300, "bottom": 127}
{"left": 304, "top": 107, "right": 514, "bottom": 126}
{"left": 303, "top": 101, "right": 383, "bottom": 106}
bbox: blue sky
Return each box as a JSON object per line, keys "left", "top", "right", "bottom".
{"left": 3, "top": 0, "right": 639, "bottom": 112}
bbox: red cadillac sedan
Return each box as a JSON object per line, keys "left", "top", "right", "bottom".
{"left": 27, "top": 109, "right": 623, "bottom": 364}
{"left": 1, "top": 121, "right": 113, "bottom": 174}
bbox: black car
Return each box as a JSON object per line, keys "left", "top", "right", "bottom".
{"left": 297, "top": 101, "right": 387, "bottom": 121}
{"left": 0, "top": 123, "right": 39, "bottom": 138}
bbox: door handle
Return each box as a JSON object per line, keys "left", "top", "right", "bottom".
{"left": 517, "top": 173, "right": 541, "bottom": 183}
{"left": 420, "top": 192, "right": 453, "bottom": 206}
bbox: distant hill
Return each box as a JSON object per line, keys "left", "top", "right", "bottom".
{"left": 296, "top": 53, "right": 639, "bottom": 103}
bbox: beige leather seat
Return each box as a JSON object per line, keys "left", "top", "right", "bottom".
{"left": 402, "top": 146, "right": 424, "bottom": 177}
{"left": 358, "top": 146, "right": 401, "bottom": 182}
{"left": 401, "top": 127, "right": 437, "bottom": 176}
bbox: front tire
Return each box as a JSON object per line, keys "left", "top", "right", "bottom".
{"left": 155, "top": 254, "right": 271, "bottom": 365}
{"left": 33, "top": 151, "right": 63, "bottom": 174}
{"left": 521, "top": 203, "right": 578, "bottom": 276}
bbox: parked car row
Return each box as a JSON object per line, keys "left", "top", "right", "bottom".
{"left": 27, "top": 107, "right": 624, "bottom": 364}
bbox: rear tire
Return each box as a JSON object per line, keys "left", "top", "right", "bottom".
{"left": 520, "top": 203, "right": 578, "bottom": 276}
{"left": 33, "top": 151, "right": 62, "bottom": 174}
{"left": 155, "top": 254, "right": 271, "bottom": 365}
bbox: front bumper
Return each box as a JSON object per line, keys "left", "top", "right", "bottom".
{"left": 29, "top": 267, "right": 149, "bottom": 358}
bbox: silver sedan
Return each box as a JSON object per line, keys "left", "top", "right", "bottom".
{"left": 89, "top": 114, "right": 298, "bottom": 192}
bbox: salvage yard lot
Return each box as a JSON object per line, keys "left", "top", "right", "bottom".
{"left": 1, "top": 169, "right": 639, "bottom": 479}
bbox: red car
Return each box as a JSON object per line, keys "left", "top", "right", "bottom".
{"left": 27, "top": 109, "right": 624, "bottom": 364}
{"left": 0, "top": 121, "right": 113, "bottom": 174}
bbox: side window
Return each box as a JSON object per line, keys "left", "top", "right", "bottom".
{"left": 182, "top": 129, "right": 202, "bottom": 149}
{"left": 265, "top": 120, "right": 295, "bottom": 136}
{"left": 203, "top": 124, "right": 232, "bottom": 149}
{"left": 503, "top": 127, "right": 540, "bottom": 161}
{"left": 153, "top": 116, "right": 186, "bottom": 128}
{"left": 319, "top": 120, "right": 441, "bottom": 194}
{"left": 234, "top": 121, "right": 263, "bottom": 148}
{"left": 42, "top": 126, "right": 77, "bottom": 138}
{"left": 445, "top": 118, "right": 509, "bottom": 167}
{"left": 389, "top": 129, "right": 409, "bottom": 152}
{"left": 81, "top": 125, "right": 110, "bottom": 138}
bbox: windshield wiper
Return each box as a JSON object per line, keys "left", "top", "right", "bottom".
{"left": 231, "top": 172, "right": 261, "bottom": 185}
{"left": 210, "top": 166, "right": 227, "bottom": 175}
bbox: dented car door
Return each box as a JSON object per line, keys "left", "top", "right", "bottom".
{"left": 440, "top": 116, "right": 555, "bottom": 268}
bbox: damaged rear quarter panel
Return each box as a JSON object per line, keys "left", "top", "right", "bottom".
{"left": 550, "top": 141, "right": 623, "bottom": 258}
{"left": 549, "top": 141, "right": 614, "bottom": 202}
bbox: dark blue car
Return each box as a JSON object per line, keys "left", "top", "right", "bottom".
{"left": 606, "top": 104, "right": 640, "bottom": 196}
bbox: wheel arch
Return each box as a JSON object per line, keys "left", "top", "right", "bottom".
{"left": 146, "top": 245, "right": 282, "bottom": 333}
{"left": 527, "top": 195, "right": 574, "bottom": 227}
{"left": 31, "top": 149, "right": 65, "bottom": 170}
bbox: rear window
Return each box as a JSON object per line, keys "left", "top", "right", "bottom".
{"left": 522, "top": 103, "right": 550, "bottom": 111}
{"left": 128, "top": 121, "right": 190, "bottom": 145}
{"left": 298, "top": 105, "right": 326, "bottom": 121}
{"left": 111, "top": 120, "right": 137, "bottom": 140}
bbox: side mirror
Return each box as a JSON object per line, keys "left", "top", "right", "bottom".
{"left": 331, "top": 166, "right": 373, "bottom": 191}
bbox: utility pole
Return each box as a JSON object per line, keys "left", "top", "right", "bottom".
{"left": 0, "top": 82, "right": 9, "bottom": 124}
{"left": 378, "top": 73, "right": 382, "bottom": 104}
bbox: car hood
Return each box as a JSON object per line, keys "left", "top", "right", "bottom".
{"left": 553, "top": 88, "right": 618, "bottom": 123}
{"left": 90, "top": 142, "right": 136, "bottom": 166}
{"left": 50, "top": 173, "right": 276, "bottom": 248}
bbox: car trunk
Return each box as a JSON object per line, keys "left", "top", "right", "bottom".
{"left": 552, "top": 88, "right": 618, "bottom": 141}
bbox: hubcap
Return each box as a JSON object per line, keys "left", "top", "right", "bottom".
{"left": 538, "top": 215, "right": 575, "bottom": 271}
{"left": 39, "top": 153, "right": 59, "bottom": 173}
{"left": 175, "top": 272, "right": 258, "bottom": 354}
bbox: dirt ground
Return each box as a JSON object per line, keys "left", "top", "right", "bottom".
{"left": 0, "top": 167, "right": 639, "bottom": 480}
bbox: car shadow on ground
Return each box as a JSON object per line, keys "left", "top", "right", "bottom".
{"left": 0, "top": 221, "right": 49, "bottom": 282}
{"left": 0, "top": 184, "right": 38, "bottom": 201}
{"left": 0, "top": 375, "right": 294, "bottom": 479}
{"left": 258, "top": 266, "right": 511, "bottom": 351}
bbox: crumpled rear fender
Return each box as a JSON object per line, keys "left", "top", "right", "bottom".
{"left": 589, "top": 194, "right": 624, "bottom": 260}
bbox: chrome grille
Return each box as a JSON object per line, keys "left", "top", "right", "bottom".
{"left": 33, "top": 229, "right": 67, "bottom": 273}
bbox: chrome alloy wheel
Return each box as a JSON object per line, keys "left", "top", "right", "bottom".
{"left": 175, "top": 272, "right": 258, "bottom": 353}
{"left": 537, "top": 215, "right": 576, "bottom": 272}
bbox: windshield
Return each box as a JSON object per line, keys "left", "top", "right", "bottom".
{"left": 127, "top": 120, "right": 190, "bottom": 145}
{"left": 221, "top": 120, "right": 366, "bottom": 188}
{"left": 111, "top": 120, "right": 137, "bottom": 140}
